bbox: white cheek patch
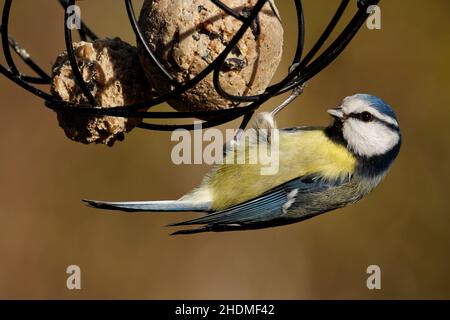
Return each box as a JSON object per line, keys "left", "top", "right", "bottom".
{"left": 343, "top": 119, "right": 400, "bottom": 157}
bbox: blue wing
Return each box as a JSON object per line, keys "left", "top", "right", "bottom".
{"left": 170, "top": 175, "right": 346, "bottom": 235}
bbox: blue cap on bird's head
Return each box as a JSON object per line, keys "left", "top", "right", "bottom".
{"left": 329, "top": 93, "right": 400, "bottom": 129}
{"left": 348, "top": 93, "right": 398, "bottom": 122}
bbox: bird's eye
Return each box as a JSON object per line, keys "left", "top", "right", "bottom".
{"left": 360, "top": 111, "right": 373, "bottom": 122}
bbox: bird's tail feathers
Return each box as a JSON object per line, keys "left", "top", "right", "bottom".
{"left": 83, "top": 199, "right": 211, "bottom": 213}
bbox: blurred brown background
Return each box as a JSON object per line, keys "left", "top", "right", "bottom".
{"left": 0, "top": 0, "right": 449, "bottom": 299}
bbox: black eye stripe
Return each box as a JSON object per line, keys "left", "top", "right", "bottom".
{"left": 348, "top": 112, "right": 373, "bottom": 121}
{"left": 346, "top": 112, "right": 399, "bottom": 131}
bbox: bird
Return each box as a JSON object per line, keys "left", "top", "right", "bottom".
{"left": 84, "top": 93, "right": 401, "bottom": 235}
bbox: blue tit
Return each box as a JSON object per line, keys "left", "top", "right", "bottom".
{"left": 84, "top": 93, "right": 401, "bottom": 235}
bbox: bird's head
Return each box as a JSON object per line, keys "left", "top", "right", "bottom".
{"left": 328, "top": 94, "right": 401, "bottom": 158}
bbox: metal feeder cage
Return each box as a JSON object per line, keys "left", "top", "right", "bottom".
{"left": 0, "top": 0, "right": 380, "bottom": 132}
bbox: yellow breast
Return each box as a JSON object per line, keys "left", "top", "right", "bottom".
{"left": 206, "top": 128, "right": 356, "bottom": 210}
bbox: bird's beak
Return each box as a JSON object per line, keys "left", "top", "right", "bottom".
{"left": 327, "top": 107, "right": 345, "bottom": 120}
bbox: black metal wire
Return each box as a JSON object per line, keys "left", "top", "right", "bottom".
{"left": 0, "top": 0, "right": 64, "bottom": 101}
{"left": 124, "top": 0, "right": 178, "bottom": 86}
{"left": 277, "top": 0, "right": 380, "bottom": 94}
{"left": 1, "top": 0, "right": 19, "bottom": 76}
{"left": 63, "top": 0, "right": 97, "bottom": 106}
{"left": 0, "top": 0, "right": 382, "bottom": 132}
{"left": 6, "top": 36, "right": 51, "bottom": 83}
{"left": 291, "top": 0, "right": 306, "bottom": 66}
{"left": 211, "top": 0, "right": 305, "bottom": 104}
{"left": 299, "top": 0, "right": 349, "bottom": 69}
{"left": 210, "top": 0, "right": 248, "bottom": 21}
{"left": 125, "top": 0, "right": 269, "bottom": 109}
